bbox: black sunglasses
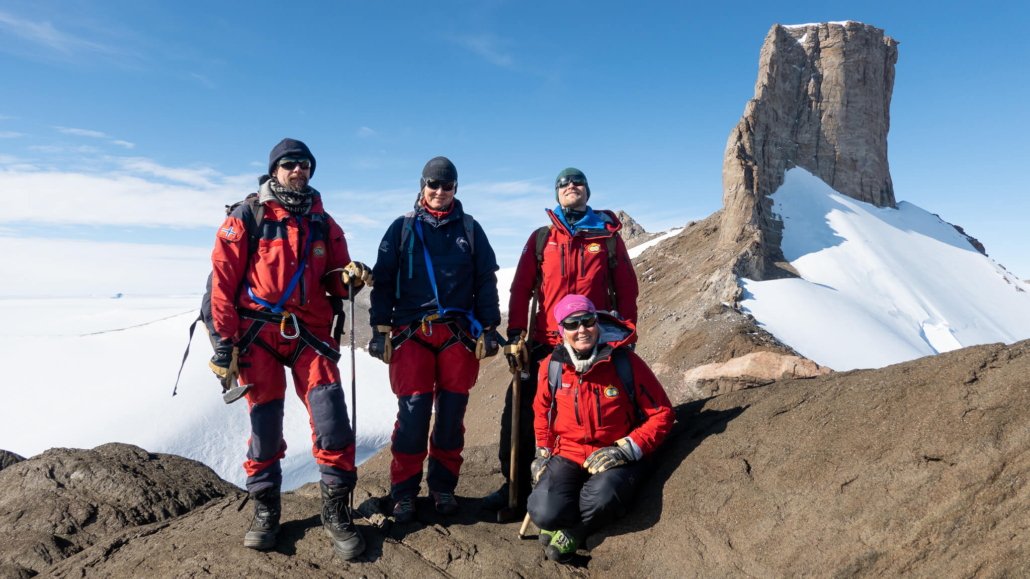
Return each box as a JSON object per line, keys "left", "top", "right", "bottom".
{"left": 557, "top": 176, "right": 586, "bottom": 188}
{"left": 278, "top": 157, "right": 312, "bottom": 171}
{"left": 560, "top": 313, "right": 598, "bottom": 331}
{"left": 425, "top": 180, "right": 456, "bottom": 192}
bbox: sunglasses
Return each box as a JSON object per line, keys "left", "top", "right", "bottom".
{"left": 278, "top": 157, "right": 312, "bottom": 171}
{"left": 558, "top": 176, "right": 586, "bottom": 189}
{"left": 560, "top": 313, "right": 598, "bottom": 331}
{"left": 425, "top": 180, "right": 456, "bottom": 192}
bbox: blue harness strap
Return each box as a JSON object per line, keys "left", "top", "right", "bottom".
{"left": 245, "top": 216, "right": 314, "bottom": 314}
{"left": 414, "top": 217, "right": 483, "bottom": 338}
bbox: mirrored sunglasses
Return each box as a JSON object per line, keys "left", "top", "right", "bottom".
{"left": 558, "top": 176, "right": 587, "bottom": 188}
{"left": 278, "top": 157, "right": 312, "bottom": 171}
{"left": 426, "top": 180, "right": 456, "bottom": 192}
{"left": 560, "top": 314, "right": 598, "bottom": 331}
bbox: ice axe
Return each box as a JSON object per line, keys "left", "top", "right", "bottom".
{"left": 497, "top": 293, "right": 539, "bottom": 531}
{"left": 348, "top": 279, "right": 358, "bottom": 510}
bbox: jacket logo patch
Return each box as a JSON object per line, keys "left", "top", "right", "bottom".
{"left": 219, "top": 224, "right": 243, "bottom": 243}
{"left": 379, "top": 240, "right": 390, "bottom": 252}
{"left": 604, "top": 385, "right": 619, "bottom": 398}
{"left": 312, "top": 242, "right": 326, "bottom": 257}
{"left": 456, "top": 237, "right": 470, "bottom": 253}
{"left": 587, "top": 243, "right": 602, "bottom": 253}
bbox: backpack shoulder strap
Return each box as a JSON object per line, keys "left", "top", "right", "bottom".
{"left": 605, "top": 235, "right": 619, "bottom": 310}
{"left": 533, "top": 225, "right": 552, "bottom": 292}
{"left": 396, "top": 212, "right": 418, "bottom": 298}
{"left": 612, "top": 348, "right": 645, "bottom": 425}
{"left": 546, "top": 356, "right": 564, "bottom": 430}
{"left": 462, "top": 213, "right": 476, "bottom": 255}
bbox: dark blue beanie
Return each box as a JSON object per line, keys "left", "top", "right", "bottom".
{"left": 555, "top": 167, "right": 590, "bottom": 202}
{"left": 268, "top": 138, "right": 316, "bottom": 177}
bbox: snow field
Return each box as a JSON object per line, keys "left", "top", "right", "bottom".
{"left": 741, "top": 168, "right": 1030, "bottom": 371}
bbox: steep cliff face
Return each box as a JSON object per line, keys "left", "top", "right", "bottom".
{"left": 722, "top": 21, "right": 899, "bottom": 278}
{"left": 614, "top": 210, "right": 657, "bottom": 249}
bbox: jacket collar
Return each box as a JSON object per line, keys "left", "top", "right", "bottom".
{"left": 546, "top": 207, "right": 622, "bottom": 239}
{"left": 415, "top": 197, "right": 465, "bottom": 227}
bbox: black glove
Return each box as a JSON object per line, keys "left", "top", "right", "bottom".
{"left": 530, "top": 447, "right": 551, "bottom": 486}
{"left": 475, "top": 327, "right": 501, "bottom": 360}
{"left": 583, "top": 438, "right": 636, "bottom": 474}
{"left": 208, "top": 343, "right": 240, "bottom": 390}
{"left": 368, "top": 325, "right": 392, "bottom": 363}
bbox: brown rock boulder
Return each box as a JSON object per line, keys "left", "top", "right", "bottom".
{"left": 681, "top": 351, "right": 831, "bottom": 398}
{"left": 722, "top": 21, "right": 899, "bottom": 279}
{"left": 0, "top": 443, "right": 239, "bottom": 578}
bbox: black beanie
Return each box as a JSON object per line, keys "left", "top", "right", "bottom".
{"left": 268, "top": 138, "right": 316, "bottom": 177}
{"left": 555, "top": 167, "right": 590, "bottom": 202}
{"left": 420, "top": 156, "right": 458, "bottom": 189}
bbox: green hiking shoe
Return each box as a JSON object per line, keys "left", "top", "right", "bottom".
{"left": 538, "top": 528, "right": 555, "bottom": 546}
{"left": 545, "top": 529, "right": 580, "bottom": 563}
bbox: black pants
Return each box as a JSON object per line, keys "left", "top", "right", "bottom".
{"left": 527, "top": 455, "right": 650, "bottom": 535}
{"left": 497, "top": 343, "right": 552, "bottom": 505}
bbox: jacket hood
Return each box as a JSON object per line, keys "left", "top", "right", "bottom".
{"left": 414, "top": 197, "right": 465, "bottom": 227}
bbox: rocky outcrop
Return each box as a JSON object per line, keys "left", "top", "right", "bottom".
{"left": 722, "top": 21, "right": 899, "bottom": 279}
{"left": 0, "top": 450, "right": 24, "bottom": 472}
{"left": 615, "top": 210, "right": 657, "bottom": 249}
{"left": 20, "top": 339, "right": 1030, "bottom": 578}
{"left": 0, "top": 443, "right": 239, "bottom": 578}
{"left": 681, "top": 351, "right": 831, "bottom": 398}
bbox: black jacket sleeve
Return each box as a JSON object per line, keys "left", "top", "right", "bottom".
{"left": 471, "top": 220, "right": 501, "bottom": 329}
{"left": 369, "top": 218, "right": 402, "bottom": 327}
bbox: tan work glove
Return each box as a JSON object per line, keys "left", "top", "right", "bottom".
{"left": 369, "top": 326, "right": 392, "bottom": 364}
{"left": 341, "top": 261, "right": 374, "bottom": 289}
{"left": 502, "top": 330, "right": 529, "bottom": 374}
{"left": 583, "top": 438, "right": 636, "bottom": 474}
{"left": 209, "top": 345, "right": 240, "bottom": 390}
{"left": 475, "top": 327, "right": 501, "bottom": 360}
{"left": 531, "top": 447, "right": 551, "bottom": 486}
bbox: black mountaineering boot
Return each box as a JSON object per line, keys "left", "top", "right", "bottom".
{"left": 320, "top": 481, "right": 366, "bottom": 560}
{"left": 243, "top": 486, "right": 281, "bottom": 550}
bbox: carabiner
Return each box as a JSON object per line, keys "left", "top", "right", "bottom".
{"left": 280, "top": 311, "right": 300, "bottom": 340}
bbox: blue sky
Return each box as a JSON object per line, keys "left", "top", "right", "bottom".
{"left": 0, "top": 0, "right": 1027, "bottom": 278}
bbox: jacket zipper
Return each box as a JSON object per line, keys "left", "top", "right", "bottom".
{"left": 639, "top": 383, "right": 658, "bottom": 410}
{"left": 297, "top": 217, "right": 307, "bottom": 306}
{"left": 579, "top": 245, "right": 585, "bottom": 278}
{"left": 560, "top": 244, "right": 566, "bottom": 277}
{"left": 594, "top": 387, "right": 602, "bottom": 427}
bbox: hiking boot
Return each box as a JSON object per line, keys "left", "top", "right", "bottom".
{"left": 320, "top": 482, "right": 366, "bottom": 561}
{"left": 431, "top": 491, "right": 459, "bottom": 515}
{"left": 479, "top": 481, "right": 509, "bottom": 512}
{"left": 538, "top": 528, "right": 555, "bottom": 546}
{"left": 243, "top": 486, "right": 281, "bottom": 550}
{"left": 545, "top": 530, "right": 581, "bottom": 564}
{"left": 393, "top": 495, "right": 417, "bottom": 523}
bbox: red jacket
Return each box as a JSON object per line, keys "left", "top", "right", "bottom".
{"left": 210, "top": 196, "right": 351, "bottom": 342}
{"left": 533, "top": 315, "right": 674, "bottom": 465}
{"left": 508, "top": 209, "right": 638, "bottom": 346}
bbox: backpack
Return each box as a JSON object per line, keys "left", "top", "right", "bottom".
{"left": 546, "top": 348, "right": 647, "bottom": 426}
{"left": 533, "top": 223, "right": 621, "bottom": 309}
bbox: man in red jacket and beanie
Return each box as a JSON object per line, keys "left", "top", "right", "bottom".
{"left": 484, "top": 167, "right": 639, "bottom": 513}
{"left": 527, "top": 294, "right": 673, "bottom": 563}
{"left": 207, "top": 138, "right": 373, "bottom": 560}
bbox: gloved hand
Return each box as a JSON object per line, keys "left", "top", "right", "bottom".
{"left": 583, "top": 438, "right": 636, "bottom": 474}
{"left": 368, "top": 325, "right": 392, "bottom": 363}
{"left": 475, "top": 327, "right": 501, "bottom": 360}
{"left": 530, "top": 447, "right": 551, "bottom": 486}
{"left": 209, "top": 344, "right": 240, "bottom": 391}
{"left": 503, "top": 330, "right": 528, "bottom": 373}
{"left": 341, "top": 261, "right": 374, "bottom": 289}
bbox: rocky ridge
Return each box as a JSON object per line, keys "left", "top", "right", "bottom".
{"left": 614, "top": 210, "right": 657, "bottom": 249}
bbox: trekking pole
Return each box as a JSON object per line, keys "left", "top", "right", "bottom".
{"left": 349, "top": 279, "right": 357, "bottom": 510}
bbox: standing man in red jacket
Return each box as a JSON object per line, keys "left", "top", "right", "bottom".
{"left": 528, "top": 295, "right": 674, "bottom": 563}
{"left": 483, "top": 167, "right": 639, "bottom": 513}
{"left": 207, "top": 138, "right": 373, "bottom": 560}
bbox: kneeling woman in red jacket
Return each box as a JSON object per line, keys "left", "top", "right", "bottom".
{"left": 528, "top": 294, "right": 674, "bottom": 563}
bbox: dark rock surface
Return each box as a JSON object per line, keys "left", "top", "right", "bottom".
{"left": 25, "top": 340, "right": 1030, "bottom": 578}
{"left": 614, "top": 210, "right": 656, "bottom": 249}
{"left": 0, "top": 450, "right": 24, "bottom": 472}
{"left": 0, "top": 443, "right": 239, "bottom": 578}
{"left": 722, "top": 21, "right": 899, "bottom": 279}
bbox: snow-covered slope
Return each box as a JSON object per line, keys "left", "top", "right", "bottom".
{"left": 0, "top": 297, "right": 395, "bottom": 490}
{"left": 741, "top": 168, "right": 1030, "bottom": 371}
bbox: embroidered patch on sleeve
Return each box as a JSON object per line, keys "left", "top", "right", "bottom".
{"left": 379, "top": 240, "right": 390, "bottom": 252}
{"left": 218, "top": 218, "right": 244, "bottom": 243}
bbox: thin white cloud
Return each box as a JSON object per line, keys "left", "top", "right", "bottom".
{"left": 0, "top": 154, "right": 21, "bottom": 164}
{"left": 30, "top": 145, "right": 101, "bottom": 154}
{"left": 112, "top": 140, "right": 135, "bottom": 149}
{"left": 455, "top": 34, "right": 515, "bottom": 69}
{"left": 0, "top": 12, "right": 121, "bottom": 57}
{"left": 356, "top": 126, "right": 376, "bottom": 137}
{"left": 190, "top": 73, "right": 214, "bottom": 88}
{"left": 55, "top": 126, "right": 110, "bottom": 138}
{"left": 0, "top": 115, "right": 17, "bottom": 120}
{"left": 0, "top": 131, "right": 23, "bottom": 138}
